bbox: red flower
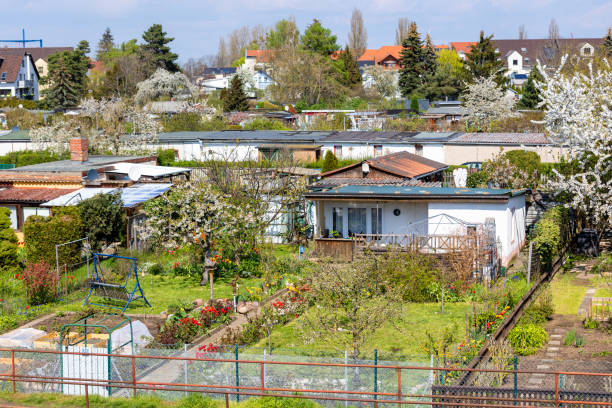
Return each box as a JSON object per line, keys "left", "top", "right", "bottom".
{"left": 14, "top": 274, "right": 19, "bottom": 280}
{"left": 472, "top": 290, "right": 476, "bottom": 293}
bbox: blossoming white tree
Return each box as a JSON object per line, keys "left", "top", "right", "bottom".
{"left": 537, "top": 57, "right": 612, "bottom": 234}
{"left": 235, "top": 66, "right": 257, "bottom": 95}
{"left": 135, "top": 68, "right": 198, "bottom": 105}
{"left": 464, "top": 73, "right": 516, "bottom": 130}
{"left": 363, "top": 65, "right": 398, "bottom": 99}
{"left": 30, "top": 121, "right": 78, "bottom": 154}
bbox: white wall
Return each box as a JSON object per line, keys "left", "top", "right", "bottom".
{"left": 320, "top": 143, "right": 445, "bottom": 164}
{"left": 156, "top": 141, "right": 258, "bottom": 162}
{"left": 427, "top": 195, "right": 526, "bottom": 265}
{"left": 0, "top": 141, "right": 32, "bottom": 156}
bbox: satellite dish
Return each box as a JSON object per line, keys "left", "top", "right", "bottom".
{"left": 86, "top": 169, "right": 99, "bottom": 181}
{"left": 128, "top": 167, "right": 142, "bottom": 182}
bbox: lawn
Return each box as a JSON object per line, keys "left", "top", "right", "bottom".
{"left": 550, "top": 272, "right": 588, "bottom": 315}
{"left": 246, "top": 302, "right": 472, "bottom": 362}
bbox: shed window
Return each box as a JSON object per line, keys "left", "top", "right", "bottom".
{"left": 512, "top": 59, "right": 518, "bottom": 66}
{"left": 348, "top": 208, "right": 366, "bottom": 236}
{"left": 0, "top": 72, "right": 6, "bottom": 81}
{"left": 415, "top": 144, "right": 423, "bottom": 156}
{"left": 371, "top": 208, "right": 382, "bottom": 235}
{"left": 332, "top": 207, "right": 343, "bottom": 236}
{"left": 333, "top": 145, "right": 342, "bottom": 156}
{"left": 373, "top": 145, "right": 382, "bottom": 156}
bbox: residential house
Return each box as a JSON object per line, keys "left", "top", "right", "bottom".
{"left": 0, "top": 51, "right": 39, "bottom": 100}
{"left": 305, "top": 184, "right": 526, "bottom": 267}
{"left": 0, "top": 47, "right": 72, "bottom": 95}
{"left": 492, "top": 38, "right": 604, "bottom": 85}
{"left": 244, "top": 49, "right": 276, "bottom": 71}
{"left": 197, "top": 67, "right": 236, "bottom": 94}
{"left": 449, "top": 42, "right": 476, "bottom": 60}
{"left": 358, "top": 46, "right": 403, "bottom": 70}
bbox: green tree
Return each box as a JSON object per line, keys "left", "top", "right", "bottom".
{"left": 266, "top": 18, "right": 300, "bottom": 49}
{"left": 223, "top": 75, "right": 249, "bottom": 112}
{"left": 321, "top": 150, "right": 339, "bottom": 173}
{"left": 0, "top": 207, "right": 18, "bottom": 274}
{"left": 334, "top": 46, "right": 362, "bottom": 87}
{"left": 422, "top": 34, "right": 438, "bottom": 78}
{"left": 410, "top": 96, "right": 420, "bottom": 112}
{"left": 465, "top": 31, "right": 506, "bottom": 86}
{"left": 78, "top": 191, "right": 125, "bottom": 250}
{"left": 96, "top": 27, "right": 115, "bottom": 62}
{"left": 516, "top": 66, "right": 544, "bottom": 110}
{"left": 603, "top": 28, "right": 612, "bottom": 57}
{"left": 301, "top": 19, "right": 340, "bottom": 56}
{"left": 44, "top": 53, "right": 80, "bottom": 109}
{"left": 398, "top": 21, "right": 424, "bottom": 97}
{"left": 142, "top": 24, "right": 180, "bottom": 72}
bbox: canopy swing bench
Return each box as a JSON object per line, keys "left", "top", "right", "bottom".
{"left": 84, "top": 253, "right": 151, "bottom": 313}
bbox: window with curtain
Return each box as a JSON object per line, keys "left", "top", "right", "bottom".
{"left": 348, "top": 208, "right": 366, "bottom": 236}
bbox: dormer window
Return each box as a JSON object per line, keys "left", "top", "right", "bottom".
{"left": 583, "top": 46, "right": 592, "bottom": 55}
{"left": 521, "top": 47, "right": 527, "bottom": 52}
{"left": 0, "top": 72, "right": 6, "bottom": 81}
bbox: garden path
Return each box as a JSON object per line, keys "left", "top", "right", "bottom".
{"left": 135, "top": 290, "right": 287, "bottom": 389}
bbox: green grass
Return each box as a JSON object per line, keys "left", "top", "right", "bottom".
{"left": 246, "top": 302, "right": 472, "bottom": 361}
{"left": 0, "top": 392, "right": 328, "bottom": 408}
{"left": 550, "top": 272, "right": 588, "bottom": 315}
{"left": 594, "top": 287, "right": 612, "bottom": 297}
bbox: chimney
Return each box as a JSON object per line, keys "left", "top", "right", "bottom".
{"left": 70, "top": 138, "right": 88, "bottom": 162}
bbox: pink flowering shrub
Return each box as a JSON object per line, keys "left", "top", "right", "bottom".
{"left": 21, "top": 261, "right": 58, "bottom": 305}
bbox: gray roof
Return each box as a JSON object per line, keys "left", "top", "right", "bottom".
{"left": 426, "top": 106, "right": 469, "bottom": 115}
{"left": 449, "top": 133, "right": 552, "bottom": 145}
{"left": 159, "top": 131, "right": 332, "bottom": 143}
{"left": 7, "top": 155, "right": 152, "bottom": 172}
{"left": 305, "top": 185, "right": 526, "bottom": 200}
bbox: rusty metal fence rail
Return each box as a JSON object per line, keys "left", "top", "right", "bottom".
{"left": 1, "top": 348, "right": 611, "bottom": 407}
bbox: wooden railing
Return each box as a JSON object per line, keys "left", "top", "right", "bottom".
{"left": 590, "top": 297, "right": 612, "bottom": 321}
{"left": 354, "top": 234, "right": 478, "bottom": 252}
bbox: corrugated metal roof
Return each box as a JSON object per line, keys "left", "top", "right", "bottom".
{"left": 426, "top": 106, "right": 469, "bottom": 115}
{"left": 0, "top": 187, "right": 78, "bottom": 203}
{"left": 7, "top": 156, "right": 153, "bottom": 172}
{"left": 449, "top": 133, "right": 551, "bottom": 145}
{"left": 311, "top": 177, "right": 441, "bottom": 188}
{"left": 107, "top": 163, "right": 191, "bottom": 178}
{"left": 42, "top": 183, "right": 172, "bottom": 208}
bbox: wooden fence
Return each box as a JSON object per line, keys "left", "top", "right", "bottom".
{"left": 313, "top": 238, "right": 354, "bottom": 261}
{"left": 354, "top": 234, "right": 478, "bottom": 252}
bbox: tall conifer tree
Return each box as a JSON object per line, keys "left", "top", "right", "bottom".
{"left": 398, "top": 22, "right": 424, "bottom": 97}
{"left": 223, "top": 76, "right": 249, "bottom": 112}
{"left": 96, "top": 28, "right": 115, "bottom": 62}
{"left": 464, "top": 31, "right": 506, "bottom": 86}
{"left": 142, "top": 24, "right": 180, "bottom": 72}
{"left": 517, "top": 66, "right": 544, "bottom": 110}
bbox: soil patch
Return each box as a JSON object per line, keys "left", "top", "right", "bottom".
{"left": 30, "top": 312, "right": 164, "bottom": 338}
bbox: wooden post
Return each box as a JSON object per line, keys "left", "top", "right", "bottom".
{"left": 260, "top": 362, "right": 265, "bottom": 395}
{"left": 225, "top": 393, "right": 230, "bottom": 408}
{"left": 527, "top": 242, "right": 533, "bottom": 284}
{"left": 85, "top": 384, "right": 89, "bottom": 408}
{"left": 396, "top": 368, "right": 402, "bottom": 408}
{"left": 555, "top": 373, "right": 560, "bottom": 408}
{"left": 209, "top": 269, "right": 214, "bottom": 302}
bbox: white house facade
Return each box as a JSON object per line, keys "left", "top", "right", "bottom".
{"left": 0, "top": 53, "right": 39, "bottom": 100}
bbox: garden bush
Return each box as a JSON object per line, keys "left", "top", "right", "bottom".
{"left": 176, "top": 394, "right": 219, "bottom": 408}
{"left": 240, "top": 397, "right": 321, "bottom": 408}
{"left": 0, "top": 97, "right": 38, "bottom": 109}
{"left": 0, "top": 207, "right": 19, "bottom": 275}
{"left": 156, "top": 149, "right": 177, "bottom": 166}
{"left": 21, "top": 260, "right": 59, "bottom": 305}
{"left": 24, "top": 210, "right": 83, "bottom": 266}
{"left": 466, "top": 171, "right": 489, "bottom": 188}
{"left": 320, "top": 151, "right": 340, "bottom": 173}
{"left": 522, "top": 287, "right": 554, "bottom": 324}
{"left": 242, "top": 117, "right": 291, "bottom": 130}
{"left": 0, "top": 150, "right": 68, "bottom": 168}
{"left": 78, "top": 191, "right": 125, "bottom": 250}
{"left": 508, "top": 324, "right": 548, "bottom": 355}
{"left": 162, "top": 112, "right": 205, "bottom": 132}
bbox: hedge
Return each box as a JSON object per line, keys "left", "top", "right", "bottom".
{"left": 24, "top": 208, "right": 83, "bottom": 267}
{"left": 530, "top": 206, "right": 571, "bottom": 269}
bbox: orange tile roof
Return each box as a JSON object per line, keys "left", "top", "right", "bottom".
{"left": 246, "top": 49, "right": 276, "bottom": 63}
{"left": 358, "top": 46, "right": 402, "bottom": 63}
{"left": 0, "top": 187, "right": 79, "bottom": 203}
{"left": 450, "top": 42, "right": 476, "bottom": 53}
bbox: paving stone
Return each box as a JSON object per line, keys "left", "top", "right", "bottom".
{"left": 533, "top": 373, "right": 546, "bottom": 377}
{"left": 537, "top": 365, "right": 551, "bottom": 370}
{"left": 550, "top": 334, "right": 562, "bottom": 338}
{"left": 553, "top": 328, "right": 565, "bottom": 333}
{"left": 542, "top": 359, "right": 554, "bottom": 362}
{"left": 545, "top": 353, "right": 558, "bottom": 358}
{"left": 586, "top": 289, "right": 596, "bottom": 294}
{"left": 528, "top": 378, "right": 543, "bottom": 384}
{"left": 548, "top": 347, "right": 560, "bottom": 352}
{"left": 549, "top": 340, "right": 561, "bottom": 346}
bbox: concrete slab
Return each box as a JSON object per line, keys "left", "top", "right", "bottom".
{"left": 549, "top": 340, "right": 561, "bottom": 346}
{"left": 548, "top": 347, "right": 560, "bottom": 351}
{"left": 528, "top": 378, "right": 543, "bottom": 385}
{"left": 537, "top": 365, "right": 551, "bottom": 370}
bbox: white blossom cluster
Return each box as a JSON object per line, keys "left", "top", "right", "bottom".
{"left": 135, "top": 68, "right": 198, "bottom": 105}
{"left": 362, "top": 65, "right": 398, "bottom": 99}
{"left": 464, "top": 74, "right": 516, "bottom": 129}
{"left": 537, "top": 57, "right": 612, "bottom": 230}
{"left": 235, "top": 66, "right": 257, "bottom": 94}
{"left": 29, "top": 121, "right": 78, "bottom": 154}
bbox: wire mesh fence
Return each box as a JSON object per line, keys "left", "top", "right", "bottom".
{"left": 2, "top": 347, "right": 612, "bottom": 407}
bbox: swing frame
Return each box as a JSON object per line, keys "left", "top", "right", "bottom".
{"left": 83, "top": 253, "right": 151, "bottom": 313}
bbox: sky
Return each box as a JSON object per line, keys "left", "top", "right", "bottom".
{"left": 4, "top": 0, "right": 611, "bottom": 63}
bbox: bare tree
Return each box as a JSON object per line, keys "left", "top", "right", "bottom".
{"left": 216, "top": 38, "right": 229, "bottom": 67}
{"left": 182, "top": 57, "right": 209, "bottom": 82}
{"left": 518, "top": 24, "right": 527, "bottom": 40}
{"left": 348, "top": 8, "right": 367, "bottom": 59}
{"left": 395, "top": 18, "right": 410, "bottom": 45}
{"left": 548, "top": 18, "right": 560, "bottom": 41}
